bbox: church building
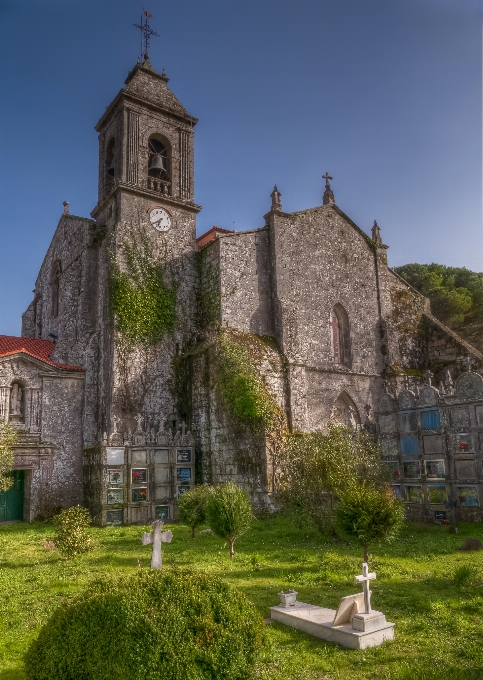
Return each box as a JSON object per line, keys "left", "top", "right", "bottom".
{"left": 1, "top": 55, "right": 482, "bottom": 525}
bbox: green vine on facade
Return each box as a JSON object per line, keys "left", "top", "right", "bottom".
{"left": 0, "top": 421, "right": 18, "bottom": 492}
{"left": 212, "top": 330, "right": 285, "bottom": 434}
{"left": 109, "top": 236, "right": 177, "bottom": 350}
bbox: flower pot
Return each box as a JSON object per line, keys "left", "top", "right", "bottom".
{"left": 278, "top": 590, "right": 298, "bottom": 607}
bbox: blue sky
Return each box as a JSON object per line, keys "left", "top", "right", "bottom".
{"left": 0, "top": 0, "right": 481, "bottom": 336}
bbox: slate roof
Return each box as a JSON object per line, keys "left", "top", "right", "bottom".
{"left": 0, "top": 336, "right": 84, "bottom": 372}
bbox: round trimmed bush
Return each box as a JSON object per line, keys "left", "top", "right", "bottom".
{"left": 24, "top": 569, "right": 266, "bottom": 680}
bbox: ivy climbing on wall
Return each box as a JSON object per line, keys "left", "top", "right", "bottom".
{"left": 109, "top": 235, "right": 178, "bottom": 351}
{"left": 212, "top": 330, "right": 285, "bottom": 434}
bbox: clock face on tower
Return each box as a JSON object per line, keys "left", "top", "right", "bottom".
{"left": 149, "top": 207, "right": 171, "bottom": 232}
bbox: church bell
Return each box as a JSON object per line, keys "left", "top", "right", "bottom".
{"left": 149, "top": 155, "right": 166, "bottom": 173}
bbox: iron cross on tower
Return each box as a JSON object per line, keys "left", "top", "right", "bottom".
{"left": 134, "top": 9, "right": 159, "bottom": 61}
{"left": 322, "top": 172, "right": 333, "bottom": 186}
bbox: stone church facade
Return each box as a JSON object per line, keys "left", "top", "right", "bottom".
{"left": 1, "top": 57, "right": 482, "bottom": 523}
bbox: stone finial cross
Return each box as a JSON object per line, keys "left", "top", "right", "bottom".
{"left": 461, "top": 356, "right": 472, "bottom": 373}
{"left": 141, "top": 520, "right": 173, "bottom": 569}
{"left": 181, "top": 421, "right": 186, "bottom": 437}
{"left": 63, "top": 201, "right": 70, "bottom": 215}
{"left": 322, "top": 172, "right": 333, "bottom": 186}
{"left": 402, "top": 376, "right": 410, "bottom": 391}
{"left": 135, "top": 414, "right": 144, "bottom": 431}
{"left": 423, "top": 369, "right": 434, "bottom": 386}
{"left": 355, "top": 562, "right": 376, "bottom": 614}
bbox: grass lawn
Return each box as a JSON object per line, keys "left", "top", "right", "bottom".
{"left": 1, "top": 516, "right": 482, "bottom": 680}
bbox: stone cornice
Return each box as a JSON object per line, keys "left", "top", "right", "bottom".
{"left": 91, "top": 181, "right": 202, "bottom": 219}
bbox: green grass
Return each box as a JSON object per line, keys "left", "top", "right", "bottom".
{"left": 1, "top": 517, "right": 483, "bottom": 679}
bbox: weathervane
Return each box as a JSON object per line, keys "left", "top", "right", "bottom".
{"left": 134, "top": 8, "right": 159, "bottom": 61}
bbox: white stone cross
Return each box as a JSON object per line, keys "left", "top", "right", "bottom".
{"left": 135, "top": 414, "right": 144, "bottom": 431}
{"left": 141, "top": 520, "right": 173, "bottom": 569}
{"left": 355, "top": 562, "right": 376, "bottom": 614}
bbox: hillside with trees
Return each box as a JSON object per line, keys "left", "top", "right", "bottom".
{"left": 393, "top": 264, "right": 483, "bottom": 354}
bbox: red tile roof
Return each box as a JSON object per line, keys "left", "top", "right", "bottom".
{"left": 196, "top": 226, "right": 235, "bottom": 249}
{"left": 0, "top": 336, "right": 84, "bottom": 372}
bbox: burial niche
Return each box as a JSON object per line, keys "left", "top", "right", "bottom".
{"left": 331, "top": 392, "right": 361, "bottom": 429}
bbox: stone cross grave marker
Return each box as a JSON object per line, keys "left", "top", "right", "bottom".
{"left": 141, "top": 520, "right": 173, "bottom": 569}
{"left": 355, "top": 562, "right": 376, "bottom": 614}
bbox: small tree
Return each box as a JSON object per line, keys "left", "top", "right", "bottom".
{"left": 336, "top": 484, "right": 404, "bottom": 563}
{"left": 0, "top": 421, "right": 18, "bottom": 492}
{"left": 53, "top": 506, "right": 93, "bottom": 558}
{"left": 207, "top": 482, "right": 253, "bottom": 558}
{"left": 178, "top": 485, "right": 211, "bottom": 538}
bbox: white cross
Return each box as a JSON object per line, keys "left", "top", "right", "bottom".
{"left": 135, "top": 414, "right": 144, "bottom": 431}
{"left": 355, "top": 562, "right": 376, "bottom": 614}
{"left": 141, "top": 520, "right": 173, "bottom": 569}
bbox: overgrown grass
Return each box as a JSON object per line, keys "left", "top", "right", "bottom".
{"left": 1, "top": 517, "right": 483, "bottom": 679}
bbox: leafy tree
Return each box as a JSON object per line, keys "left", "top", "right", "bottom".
{"left": 0, "top": 421, "right": 18, "bottom": 492}
{"left": 178, "top": 485, "right": 211, "bottom": 538}
{"left": 207, "top": 482, "right": 253, "bottom": 558}
{"left": 336, "top": 484, "right": 404, "bottom": 563}
{"left": 53, "top": 506, "right": 93, "bottom": 558}
{"left": 274, "top": 424, "right": 392, "bottom": 535}
{"left": 394, "top": 263, "right": 483, "bottom": 331}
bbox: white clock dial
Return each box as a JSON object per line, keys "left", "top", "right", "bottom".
{"left": 149, "top": 207, "right": 171, "bottom": 232}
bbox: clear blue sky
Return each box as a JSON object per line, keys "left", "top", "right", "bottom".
{"left": 0, "top": 0, "right": 481, "bottom": 336}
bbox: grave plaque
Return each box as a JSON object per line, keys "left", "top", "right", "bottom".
{"left": 132, "top": 449, "right": 147, "bottom": 465}
{"left": 403, "top": 461, "right": 421, "bottom": 479}
{"left": 177, "top": 485, "right": 190, "bottom": 497}
{"left": 454, "top": 435, "right": 472, "bottom": 453}
{"left": 177, "top": 448, "right": 192, "bottom": 463}
{"left": 385, "top": 460, "right": 400, "bottom": 481}
{"left": 391, "top": 485, "right": 402, "bottom": 498}
{"left": 423, "top": 435, "right": 444, "bottom": 454}
{"left": 132, "top": 468, "right": 147, "bottom": 484}
{"left": 400, "top": 436, "right": 419, "bottom": 456}
{"left": 132, "top": 487, "right": 147, "bottom": 502}
{"left": 106, "top": 447, "right": 125, "bottom": 465}
{"left": 108, "top": 469, "right": 124, "bottom": 484}
{"left": 434, "top": 510, "right": 447, "bottom": 520}
{"left": 457, "top": 487, "right": 478, "bottom": 507}
{"left": 106, "top": 509, "right": 123, "bottom": 525}
{"left": 450, "top": 408, "right": 470, "bottom": 429}
{"left": 155, "top": 505, "right": 170, "bottom": 520}
{"left": 155, "top": 466, "right": 170, "bottom": 484}
{"left": 425, "top": 460, "right": 445, "bottom": 479}
{"left": 427, "top": 485, "right": 447, "bottom": 504}
{"left": 379, "top": 415, "right": 396, "bottom": 434}
{"left": 398, "top": 411, "right": 418, "bottom": 433}
{"left": 155, "top": 449, "right": 169, "bottom": 464}
{"left": 107, "top": 488, "right": 124, "bottom": 504}
{"left": 421, "top": 409, "right": 441, "bottom": 431}
{"left": 455, "top": 459, "right": 476, "bottom": 480}
{"left": 406, "top": 485, "right": 423, "bottom": 503}
{"left": 177, "top": 467, "right": 191, "bottom": 482}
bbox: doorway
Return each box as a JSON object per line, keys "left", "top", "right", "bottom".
{"left": 0, "top": 471, "right": 24, "bottom": 521}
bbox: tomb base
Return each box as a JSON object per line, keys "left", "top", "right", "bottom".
{"left": 270, "top": 602, "right": 395, "bottom": 650}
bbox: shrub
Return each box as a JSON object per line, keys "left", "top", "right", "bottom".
{"left": 24, "top": 569, "right": 266, "bottom": 680}
{"left": 336, "top": 484, "right": 404, "bottom": 563}
{"left": 178, "top": 485, "right": 211, "bottom": 538}
{"left": 207, "top": 482, "right": 253, "bottom": 558}
{"left": 53, "top": 505, "right": 93, "bottom": 558}
{"left": 274, "top": 424, "right": 392, "bottom": 535}
{"left": 461, "top": 537, "right": 482, "bottom": 552}
{"left": 453, "top": 565, "right": 476, "bottom": 585}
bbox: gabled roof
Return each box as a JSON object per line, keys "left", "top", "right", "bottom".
{"left": 196, "top": 226, "right": 236, "bottom": 249}
{"left": 0, "top": 336, "right": 84, "bottom": 372}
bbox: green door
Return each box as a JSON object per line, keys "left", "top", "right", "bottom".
{"left": 0, "top": 471, "right": 24, "bottom": 521}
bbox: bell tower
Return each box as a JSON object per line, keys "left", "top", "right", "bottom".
{"left": 89, "top": 53, "right": 201, "bottom": 442}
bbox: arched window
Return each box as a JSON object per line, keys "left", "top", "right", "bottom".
{"left": 106, "top": 138, "right": 115, "bottom": 181}
{"left": 331, "top": 391, "right": 360, "bottom": 430}
{"left": 330, "top": 304, "right": 350, "bottom": 366}
{"left": 148, "top": 135, "right": 170, "bottom": 181}
{"left": 51, "top": 260, "right": 61, "bottom": 318}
